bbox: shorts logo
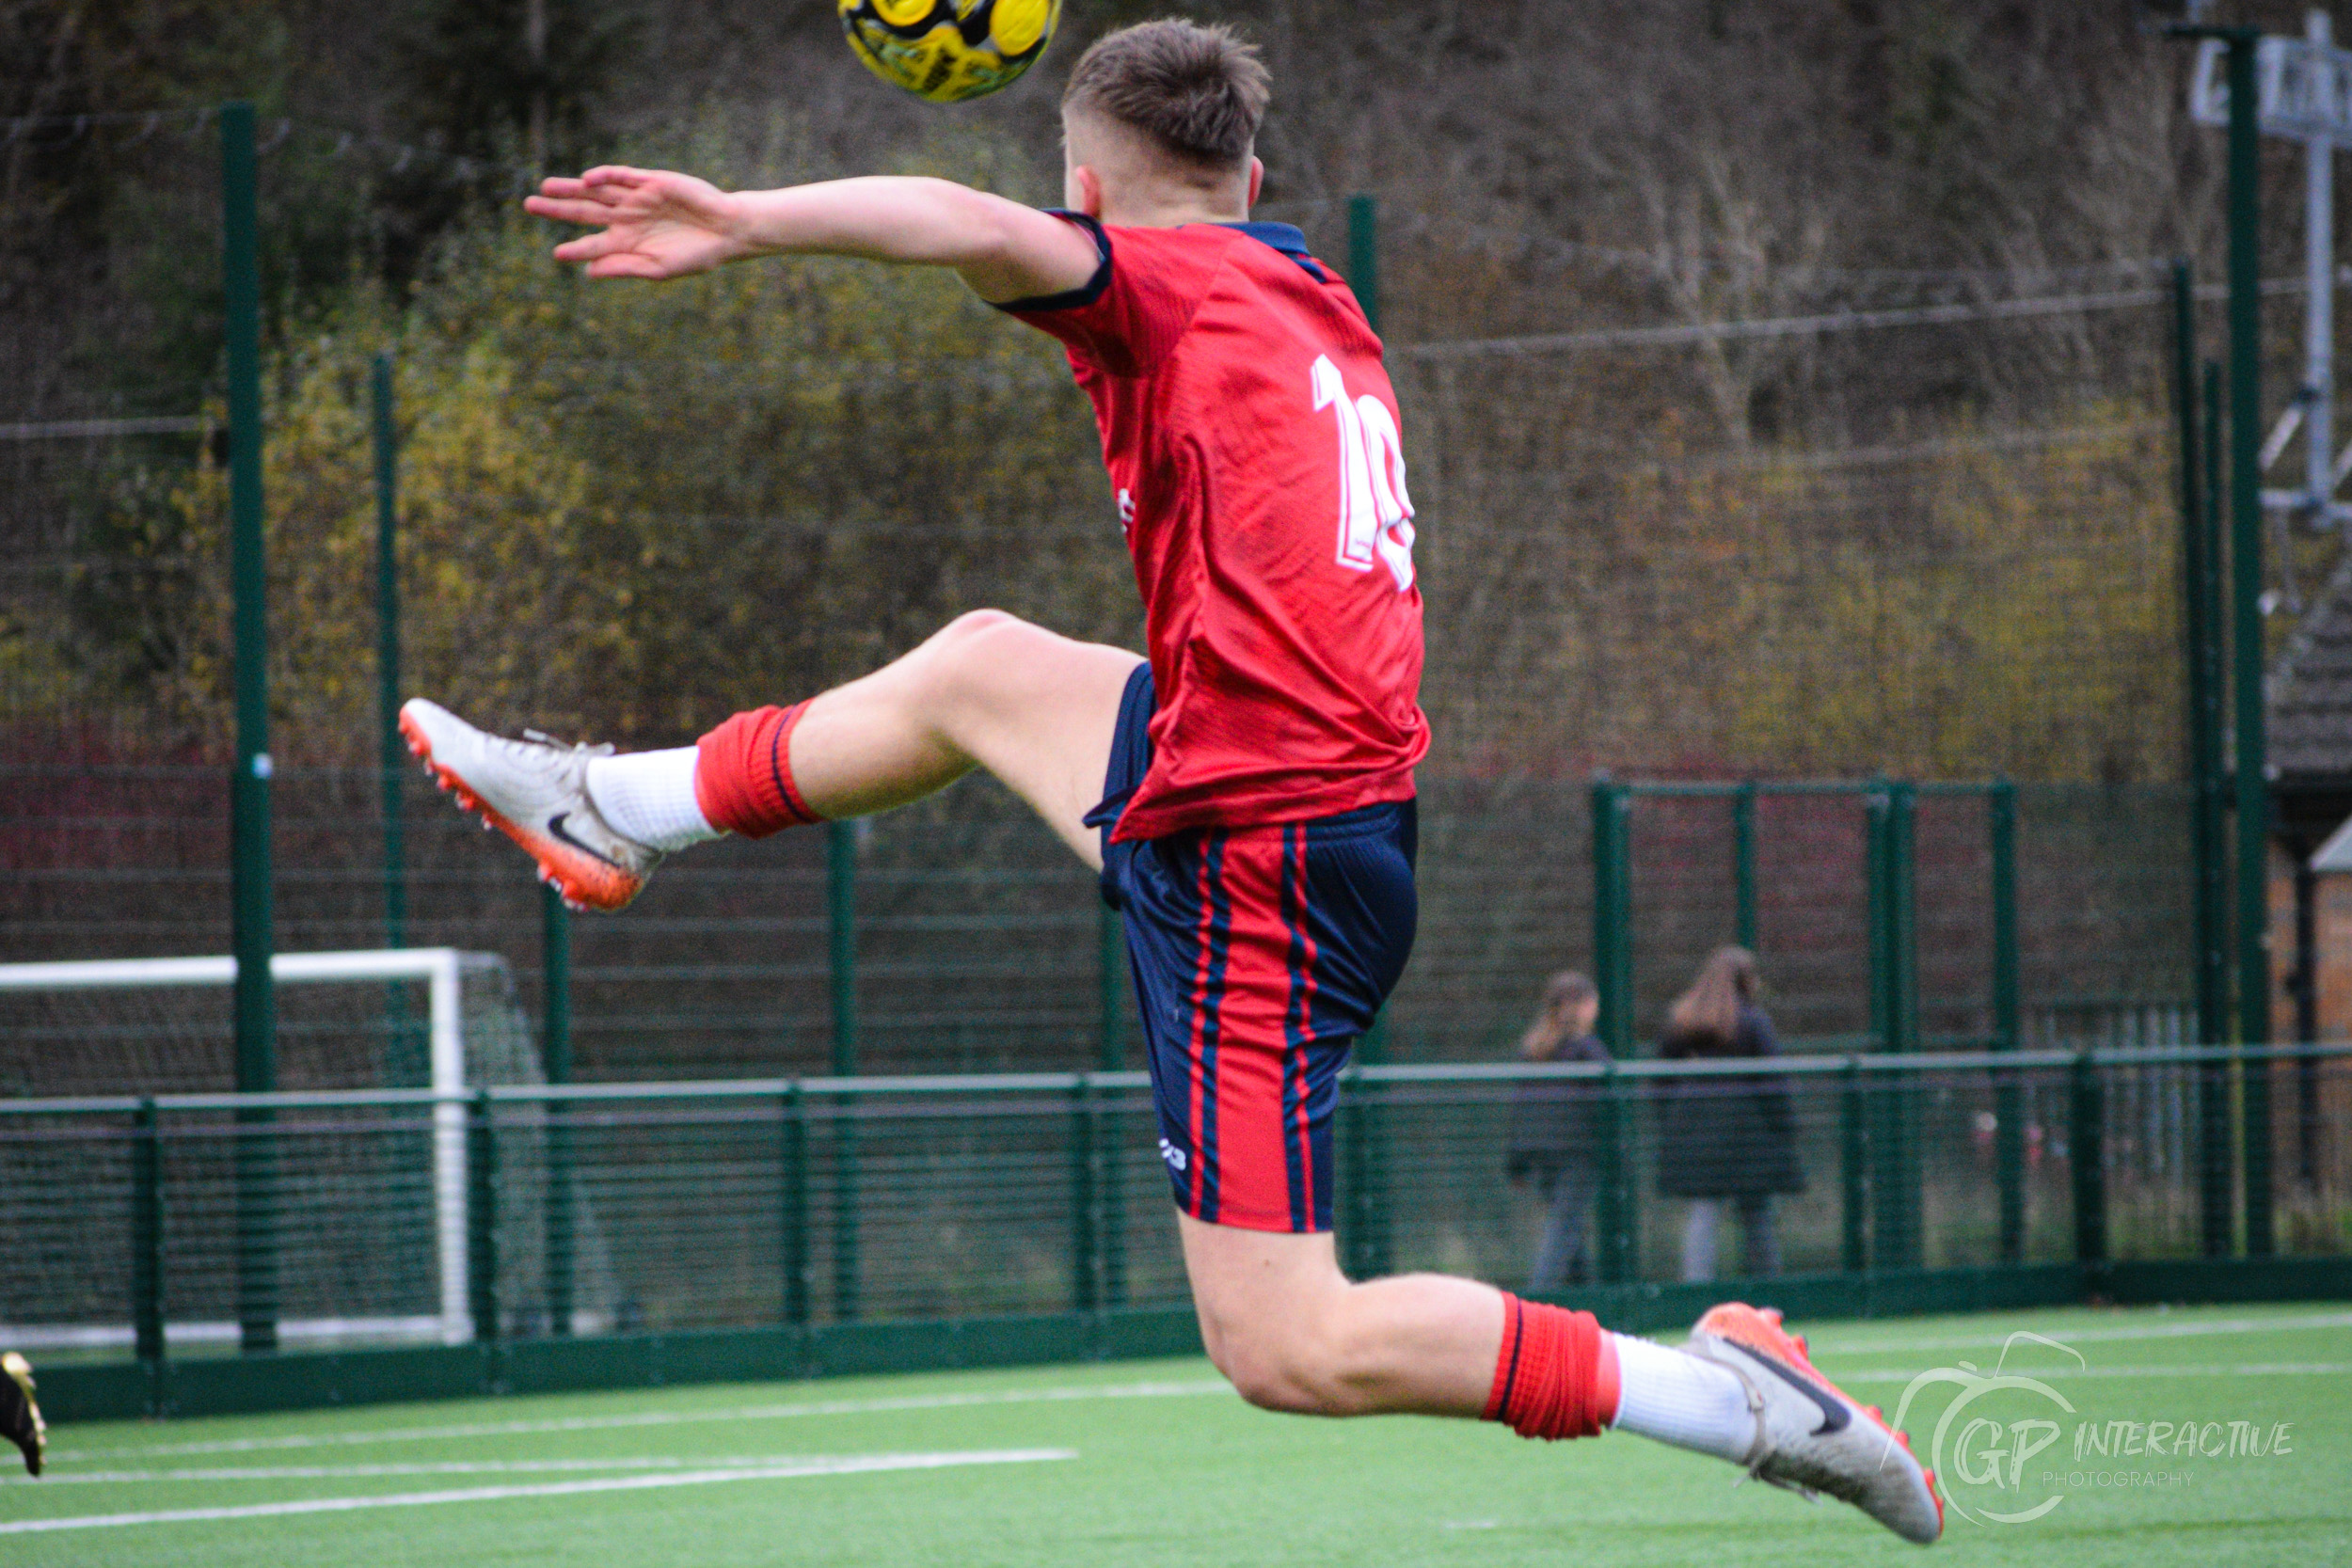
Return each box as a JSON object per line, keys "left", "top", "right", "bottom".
{"left": 1158, "top": 1137, "right": 1187, "bottom": 1173}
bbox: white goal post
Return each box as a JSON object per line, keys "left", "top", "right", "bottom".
{"left": 0, "top": 948, "right": 483, "bottom": 1345}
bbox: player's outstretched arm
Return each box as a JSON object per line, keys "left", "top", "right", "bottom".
{"left": 523, "top": 167, "right": 1100, "bottom": 302}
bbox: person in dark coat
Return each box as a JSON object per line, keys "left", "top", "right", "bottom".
{"left": 1654, "top": 945, "right": 1803, "bottom": 1280}
{"left": 1504, "top": 971, "right": 1612, "bottom": 1291}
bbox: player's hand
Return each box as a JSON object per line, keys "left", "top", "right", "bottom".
{"left": 524, "top": 166, "right": 747, "bottom": 279}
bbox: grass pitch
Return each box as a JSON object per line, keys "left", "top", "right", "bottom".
{"left": 4, "top": 1303, "right": 2345, "bottom": 1566}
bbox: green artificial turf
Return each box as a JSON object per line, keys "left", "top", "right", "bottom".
{"left": 5, "top": 1303, "right": 2345, "bottom": 1567}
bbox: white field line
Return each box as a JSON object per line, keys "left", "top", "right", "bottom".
{"left": 4, "top": 1456, "right": 882, "bottom": 1484}
{"left": 1837, "top": 1362, "right": 2352, "bottom": 1383}
{"left": 1805, "top": 1310, "right": 2352, "bottom": 1358}
{"left": 56, "top": 1379, "right": 1232, "bottom": 1462}
{"left": 0, "top": 1449, "right": 1076, "bottom": 1533}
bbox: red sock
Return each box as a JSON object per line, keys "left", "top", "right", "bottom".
{"left": 1483, "top": 1294, "right": 1620, "bottom": 1440}
{"left": 694, "top": 702, "right": 822, "bottom": 838}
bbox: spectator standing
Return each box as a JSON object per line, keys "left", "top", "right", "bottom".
{"left": 1504, "top": 972, "right": 1612, "bottom": 1291}
{"left": 1654, "top": 946, "right": 1804, "bottom": 1281}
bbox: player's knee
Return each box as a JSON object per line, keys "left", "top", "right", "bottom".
{"left": 904, "top": 610, "right": 1034, "bottom": 705}
{"left": 1206, "top": 1335, "right": 1318, "bottom": 1414}
{"left": 932, "top": 608, "right": 1022, "bottom": 649}
{"left": 1201, "top": 1309, "right": 1358, "bottom": 1417}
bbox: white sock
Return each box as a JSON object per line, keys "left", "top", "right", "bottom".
{"left": 1606, "top": 1332, "right": 1756, "bottom": 1465}
{"left": 584, "top": 748, "right": 723, "bottom": 852}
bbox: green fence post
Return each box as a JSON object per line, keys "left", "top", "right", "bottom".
{"left": 1733, "top": 781, "right": 1757, "bottom": 952}
{"left": 781, "top": 1083, "right": 809, "bottom": 1327}
{"left": 373, "top": 353, "right": 405, "bottom": 952}
{"left": 2216, "top": 30, "right": 2275, "bottom": 1259}
{"left": 1839, "top": 1057, "right": 1867, "bottom": 1272}
{"left": 1990, "top": 781, "right": 2025, "bottom": 1263}
{"left": 833, "top": 1093, "right": 860, "bottom": 1323}
{"left": 222, "top": 99, "right": 278, "bottom": 1358}
{"left": 1347, "top": 193, "right": 1380, "bottom": 333}
{"left": 541, "top": 886, "right": 573, "bottom": 1337}
{"left": 1894, "top": 782, "right": 1921, "bottom": 1265}
{"left": 827, "top": 820, "right": 860, "bottom": 1319}
{"left": 1596, "top": 1062, "right": 1635, "bottom": 1284}
{"left": 1590, "top": 776, "right": 1633, "bottom": 1056}
{"left": 131, "top": 1100, "right": 165, "bottom": 1369}
{"left": 1892, "top": 782, "right": 1918, "bottom": 1057}
{"left": 1867, "top": 784, "right": 1891, "bottom": 1053}
{"left": 1867, "top": 783, "right": 1921, "bottom": 1269}
{"left": 1586, "top": 778, "right": 1637, "bottom": 1281}
{"left": 468, "top": 1089, "right": 501, "bottom": 1343}
{"left": 2240, "top": 1037, "right": 2272, "bottom": 1259}
{"left": 1071, "top": 1079, "right": 1099, "bottom": 1313}
{"left": 540, "top": 889, "right": 571, "bottom": 1074}
{"left": 2197, "top": 357, "right": 2231, "bottom": 1046}
{"left": 1866, "top": 785, "right": 1892, "bottom": 1272}
{"left": 2071, "top": 1051, "right": 2107, "bottom": 1271}
{"left": 828, "top": 821, "right": 857, "bottom": 1075}
{"left": 2198, "top": 358, "right": 2235, "bottom": 1258}
{"left": 2174, "top": 270, "right": 2228, "bottom": 1057}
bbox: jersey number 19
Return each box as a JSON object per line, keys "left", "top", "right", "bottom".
{"left": 1311, "top": 355, "right": 1416, "bottom": 592}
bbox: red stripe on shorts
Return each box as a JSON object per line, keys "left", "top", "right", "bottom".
{"left": 1285, "top": 826, "right": 1321, "bottom": 1228}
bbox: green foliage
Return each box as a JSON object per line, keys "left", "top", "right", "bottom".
{"left": 393, "top": 0, "right": 632, "bottom": 165}
{"left": 135, "top": 180, "right": 1120, "bottom": 755}
{"left": 1704, "top": 409, "right": 2184, "bottom": 783}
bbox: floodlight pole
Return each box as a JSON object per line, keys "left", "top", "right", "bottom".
{"left": 2172, "top": 264, "right": 2229, "bottom": 1057}
{"left": 2177, "top": 20, "right": 2277, "bottom": 1257}
{"left": 2302, "top": 11, "right": 2334, "bottom": 523}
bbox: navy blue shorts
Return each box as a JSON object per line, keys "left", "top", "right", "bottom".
{"left": 1087, "top": 664, "right": 1417, "bottom": 1233}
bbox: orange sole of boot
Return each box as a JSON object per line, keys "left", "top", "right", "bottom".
{"left": 1695, "top": 1302, "right": 1944, "bottom": 1540}
{"left": 398, "top": 709, "right": 643, "bottom": 912}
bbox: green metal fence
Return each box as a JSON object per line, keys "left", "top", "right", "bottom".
{"left": 6, "top": 1046, "right": 2344, "bottom": 1379}
{"left": 1, "top": 768, "right": 2200, "bottom": 1085}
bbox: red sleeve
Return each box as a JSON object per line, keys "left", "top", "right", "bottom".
{"left": 995, "top": 214, "right": 1223, "bottom": 378}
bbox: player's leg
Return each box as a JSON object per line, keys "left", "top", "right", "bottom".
{"left": 1177, "top": 1213, "right": 1941, "bottom": 1542}
{"left": 403, "top": 610, "right": 1141, "bottom": 906}
{"left": 1177, "top": 1215, "right": 1502, "bottom": 1416}
{"left": 762, "top": 610, "right": 1139, "bottom": 864}
{"left": 1129, "top": 810, "right": 1939, "bottom": 1543}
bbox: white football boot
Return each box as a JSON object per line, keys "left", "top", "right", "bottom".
{"left": 399, "top": 698, "right": 662, "bottom": 911}
{"left": 1687, "top": 1302, "right": 1943, "bottom": 1546}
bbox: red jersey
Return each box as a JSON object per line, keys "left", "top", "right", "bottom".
{"left": 1003, "top": 214, "right": 1428, "bottom": 843}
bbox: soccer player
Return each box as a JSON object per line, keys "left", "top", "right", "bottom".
{"left": 403, "top": 20, "right": 1939, "bottom": 1544}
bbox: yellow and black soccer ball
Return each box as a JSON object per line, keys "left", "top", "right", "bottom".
{"left": 838, "top": 0, "right": 1061, "bottom": 103}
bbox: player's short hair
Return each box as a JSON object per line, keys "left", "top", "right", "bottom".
{"left": 1061, "top": 20, "right": 1270, "bottom": 171}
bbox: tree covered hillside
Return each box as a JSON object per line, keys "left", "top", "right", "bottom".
{"left": 2, "top": 2, "right": 2324, "bottom": 781}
